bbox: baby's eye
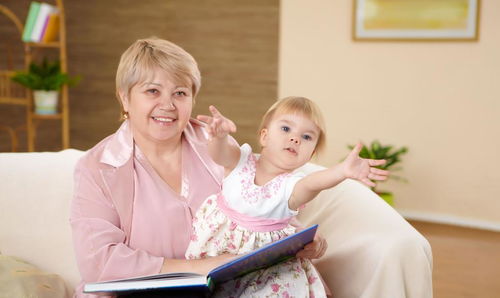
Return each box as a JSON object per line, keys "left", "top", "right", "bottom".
{"left": 281, "top": 126, "right": 290, "bottom": 132}
{"left": 302, "top": 134, "right": 313, "bottom": 141}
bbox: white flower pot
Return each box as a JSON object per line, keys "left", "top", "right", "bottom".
{"left": 33, "top": 90, "right": 59, "bottom": 114}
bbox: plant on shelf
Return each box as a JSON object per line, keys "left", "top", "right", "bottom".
{"left": 347, "top": 140, "right": 408, "bottom": 206}
{"left": 11, "top": 58, "right": 80, "bottom": 115}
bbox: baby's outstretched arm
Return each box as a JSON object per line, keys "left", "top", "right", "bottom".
{"left": 197, "top": 105, "right": 240, "bottom": 173}
{"left": 289, "top": 143, "right": 389, "bottom": 210}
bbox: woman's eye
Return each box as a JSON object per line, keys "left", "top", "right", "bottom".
{"left": 174, "top": 91, "right": 187, "bottom": 96}
{"left": 281, "top": 126, "right": 290, "bottom": 132}
{"left": 146, "top": 89, "right": 159, "bottom": 95}
{"left": 302, "top": 134, "right": 312, "bottom": 141}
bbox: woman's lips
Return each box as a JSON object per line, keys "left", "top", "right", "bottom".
{"left": 151, "top": 116, "right": 176, "bottom": 125}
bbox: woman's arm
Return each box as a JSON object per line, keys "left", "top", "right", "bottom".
{"left": 161, "top": 254, "right": 236, "bottom": 276}
{"left": 72, "top": 158, "right": 236, "bottom": 282}
{"left": 71, "top": 173, "right": 155, "bottom": 281}
{"left": 197, "top": 105, "right": 240, "bottom": 173}
{"left": 71, "top": 160, "right": 166, "bottom": 282}
{"left": 289, "top": 143, "right": 389, "bottom": 211}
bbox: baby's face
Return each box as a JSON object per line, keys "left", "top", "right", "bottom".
{"left": 259, "top": 113, "right": 320, "bottom": 171}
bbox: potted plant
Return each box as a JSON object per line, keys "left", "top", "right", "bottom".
{"left": 347, "top": 140, "right": 408, "bottom": 206}
{"left": 11, "top": 59, "right": 80, "bottom": 115}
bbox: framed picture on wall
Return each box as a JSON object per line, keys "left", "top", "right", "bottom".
{"left": 353, "top": 0, "right": 480, "bottom": 41}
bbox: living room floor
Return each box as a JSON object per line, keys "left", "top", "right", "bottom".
{"left": 408, "top": 220, "right": 500, "bottom": 298}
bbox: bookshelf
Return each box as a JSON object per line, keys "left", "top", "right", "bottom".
{"left": 0, "top": 0, "right": 69, "bottom": 151}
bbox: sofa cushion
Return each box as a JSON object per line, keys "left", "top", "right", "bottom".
{"left": 0, "top": 255, "right": 69, "bottom": 298}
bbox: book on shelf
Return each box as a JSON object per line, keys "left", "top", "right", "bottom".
{"left": 30, "top": 2, "right": 57, "bottom": 42}
{"left": 22, "top": 1, "right": 41, "bottom": 42}
{"left": 84, "top": 224, "right": 319, "bottom": 295}
{"left": 41, "top": 12, "right": 60, "bottom": 43}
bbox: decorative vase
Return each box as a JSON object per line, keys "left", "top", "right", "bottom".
{"left": 33, "top": 90, "right": 58, "bottom": 115}
{"left": 377, "top": 192, "right": 394, "bottom": 206}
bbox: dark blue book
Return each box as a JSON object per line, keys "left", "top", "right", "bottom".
{"left": 83, "top": 225, "right": 318, "bottom": 295}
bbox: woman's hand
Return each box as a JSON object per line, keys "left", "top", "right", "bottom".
{"left": 296, "top": 232, "right": 328, "bottom": 259}
{"left": 197, "top": 105, "right": 236, "bottom": 139}
{"left": 342, "top": 143, "right": 389, "bottom": 187}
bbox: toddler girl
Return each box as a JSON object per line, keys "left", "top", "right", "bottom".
{"left": 185, "top": 96, "right": 389, "bottom": 297}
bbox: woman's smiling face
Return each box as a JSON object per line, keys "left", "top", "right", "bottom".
{"left": 120, "top": 67, "right": 193, "bottom": 145}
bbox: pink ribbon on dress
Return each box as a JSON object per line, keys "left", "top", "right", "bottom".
{"left": 216, "top": 193, "right": 292, "bottom": 232}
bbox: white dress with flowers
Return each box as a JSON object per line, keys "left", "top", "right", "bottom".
{"left": 185, "top": 144, "right": 326, "bottom": 298}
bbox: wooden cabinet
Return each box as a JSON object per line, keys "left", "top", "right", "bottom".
{"left": 0, "top": 0, "right": 69, "bottom": 151}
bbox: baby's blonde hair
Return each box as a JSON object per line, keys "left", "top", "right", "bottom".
{"left": 115, "top": 37, "right": 201, "bottom": 119}
{"left": 259, "top": 96, "right": 326, "bottom": 154}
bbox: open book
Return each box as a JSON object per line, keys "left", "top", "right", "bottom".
{"left": 84, "top": 224, "right": 318, "bottom": 295}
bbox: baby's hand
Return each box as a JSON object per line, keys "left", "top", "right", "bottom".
{"left": 197, "top": 105, "right": 237, "bottom": 139}
{"left": 342, "top": 143, "right": 389, "bottom": 187}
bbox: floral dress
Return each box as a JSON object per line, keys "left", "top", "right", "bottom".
{"left": 185, "top": 144, "right": 326, "bottom": 298}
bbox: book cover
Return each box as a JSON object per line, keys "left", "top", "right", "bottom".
{"left": 30, "top": 3, "right": 56, "bottom": 42}
{"left": 41, "top": 13, "right": 59, "bottom": 43}
{"left": 22, "top": 1, "right": 41, "bottom": 42}
{"left": 84, "top": 225, "right": 318, "bottom": 295}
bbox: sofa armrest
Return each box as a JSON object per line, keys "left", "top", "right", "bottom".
{"left": 0, "top": 149, "right": 85, "bottom": 292}
{"left": 295, "top": 162, "right": 429, "bottom": 293}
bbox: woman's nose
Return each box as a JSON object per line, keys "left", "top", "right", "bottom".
{"left": 159, "top": 96, "right": 175, "bottom": 110}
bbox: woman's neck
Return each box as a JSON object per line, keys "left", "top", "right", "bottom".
{"left": 133, "top": 131, "right": 183, "bottom": 162}
{"left": 134, "top": 133, "right": 184, "bottom": 194}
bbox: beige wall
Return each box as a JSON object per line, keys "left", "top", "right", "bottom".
{"left": 279, "top": 0, "right": 500, "bottom": 225}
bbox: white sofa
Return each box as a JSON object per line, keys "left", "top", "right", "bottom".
{"left": 0, "top": 149, "right": 83, "bottom": 296}
{"left": 0, "top": 149, "right": 428, "bottom": 297}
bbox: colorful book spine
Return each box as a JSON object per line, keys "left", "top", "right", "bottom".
{"left": 30, "top": 3, "right": 56, "bottom": 42}
{"left": 22, "top": 1, "right": 41, "bottom": 42}
{"left": 39, "top": 13, "right": 50, "bottom": 41}
{"left": 41, "top": 13, "right": 60, "bottom": 43}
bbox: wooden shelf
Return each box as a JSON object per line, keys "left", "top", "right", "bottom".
{"left": 31, "top": 113, "right": 63, "bottom": 120}
{"left": 0, "top": 97, "right": 28, "bottom": 105}
{"left": 0, "top": 0, "right": 69, "bottom": 152}
{"left": 26, "top": 41, "right": 61, "bottom": 48}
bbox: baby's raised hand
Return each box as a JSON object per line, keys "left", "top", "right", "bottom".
{"left": 197, "top": 105, "right": 237, "bottom": 139}
{"left": 342, "top": 143, "right": 389, "bottom": 187}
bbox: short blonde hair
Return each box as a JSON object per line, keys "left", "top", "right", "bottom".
{"left": 115, "top": 37, "right": 201, "bottom": 116}
{"left": 259, "top": 96, "right": 326, "bottom": 154}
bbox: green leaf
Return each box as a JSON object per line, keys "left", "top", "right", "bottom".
{"left": 344, "top": 140, "right": 409, "bottom": 188}
{"left": 360, "top": 145, "right": 370, "bottom": 158}
{"left": 372, "top": 140, "right": 380, "bottom": 153}
{"left": 9, "top": 58, "right": 80, "bottom": 90}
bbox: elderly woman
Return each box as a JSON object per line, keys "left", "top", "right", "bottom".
{"left": 70, "top": 37, "right": 432, "bottom": 298}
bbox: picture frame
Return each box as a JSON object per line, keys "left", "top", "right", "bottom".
{"left": 353, "top": 0, "right": 480, "bottom": 41}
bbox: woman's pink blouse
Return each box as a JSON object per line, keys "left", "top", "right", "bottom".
{"left": 70, "top": 120, "right": 222, "bottom": 297}
{"left": 130, "top": 139, "right": 217, "bottom": 258}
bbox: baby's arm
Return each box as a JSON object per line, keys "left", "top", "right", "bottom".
{"left": 288, "top": 166, "right": 345, "bottom": 211}
{"left": 197, "top": 105, "right": 240, "bottom": 174}
{"left": 289, "top": 143, "right": 389, "bottom": 210}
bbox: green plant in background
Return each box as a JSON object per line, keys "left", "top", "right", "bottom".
{"left": 11, "top": 58, "right": 80, "bottom": 91}
{"left": 347, "top": 140, "right": 408, "bottom": 205}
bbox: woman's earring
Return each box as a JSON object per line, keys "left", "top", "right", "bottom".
{"left": 122, "top": 111, "right": 129, "bottom": 119}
